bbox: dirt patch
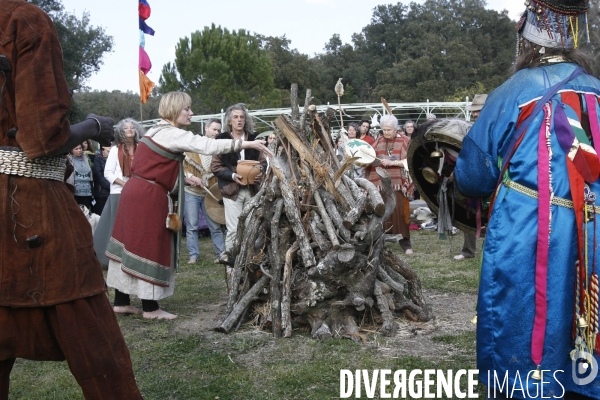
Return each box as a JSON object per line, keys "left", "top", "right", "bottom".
{"left": 174, "top": 288, "right": 477, "bottom": 363}
{"left": 376, "top": 289, "right": 477, "bottom": 360}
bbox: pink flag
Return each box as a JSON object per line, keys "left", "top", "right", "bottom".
{"left": 139, "top": 46, "right": 152, "bottom": 75}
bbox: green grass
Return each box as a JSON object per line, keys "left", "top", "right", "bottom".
{"left": 8, "top": 231, "right": 484, "bottom": 399}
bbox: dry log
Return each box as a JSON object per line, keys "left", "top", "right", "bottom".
{"left": 290, "top": 83, "right": 299, "bottom": 125}
{"left": 274, "top": 115, "right": 347, "bottom": 208}
{"left": 354, "top": 177, "right": 385, "bottom": 217}
{"left": 281, "top": 241, "right": 299, "bottom": 338}
{"left": 300, "top": 89, "right": 313, "bottom": 133}
{"left": 320, "top": 190, "right": 352, "bottom": 242}
{"left": 271, "top": 165, "right": 316, "bottom": 267}
{"left": 216, "top": 275, "right": 270, "bottom": 333}
{"left": 232, "top": 185, "right": 266, "bottom": 257}
{"left": 310, "top": 108, "right": 341, "bottom": 171}
{"left": 342, "top": 174, "right": 361, "bottom": 201}
{"left": 374, "top": 280, "right": 398, "bottom": 336}
{"left": 343, "top": 189, "right": 368, "bottom": 229}
{"left": 312, "top": 191, "right": 340, "bottom": 249}
{"left": 309, "top": 215, "right": 332, "bottom": 252}
{"left": 381, "top": 248, "right": 433, "bottom": 322}
{"left": 223, "top": 207, "right": 264, "bottom": 317}
{"left": 269, "top": 199, "right": 285, "bottom": 338}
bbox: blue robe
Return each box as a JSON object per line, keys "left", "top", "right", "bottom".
{"left": 455, "top": 63, "right": 600, "bottom": 398}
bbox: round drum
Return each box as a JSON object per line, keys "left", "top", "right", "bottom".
{"left": 345, "top": 139, "right": 376, "bottom": 167}
{"left": 204, "top": 183, "right": 225, "bottom": 225}
{"left": 407, "top": 118, "right": 487, "bottom": 234}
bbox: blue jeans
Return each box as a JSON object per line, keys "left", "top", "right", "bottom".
{"left": 184, "top": 191, "right": 225, "bottom": 259}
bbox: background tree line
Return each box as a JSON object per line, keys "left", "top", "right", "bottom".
{"left": 36, "top": 0, "right": 600, "bottom": 122}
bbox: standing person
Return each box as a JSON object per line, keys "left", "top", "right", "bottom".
{"left": 454, "top": 0, "right": 600, "bottom": 396}
{"left": 404, "top": 120, "right": 416, "bottom": 139}
{"left": 67, "top": 144, "right": 94, "bottom": 210}
{"left": 81, "top": 139, "right": 95, "bottom": 169}
{"left": 366, "top": 115, "right": 414, "bottom": 254}
{"left": 91, "top": 145, "right": 111, "bottom": 215}
{"left": 93, "top": 118, "right": 143, "bottom": 269}
{"left": 454, "top": 94, "right": 487, "bottom": 261}
{"left": 212, "top": 104, "right": 268, "bottom": 265}
{"left": 346, "top": 122, "right": 360, "bottom": 139}
{"left": 183, "top": 118, "right": 225, "bottom": 264}
{"left": 359, "top": 119, "right": 374, "bottom": 145}
{"left": 346, "top": 122, "right": 366, "bottom": 178}
{"left": 0, "top": 1, "right": 142, "bottom": 398}
{"left": 106, "top": 94, "right": 272, "bottom": 320}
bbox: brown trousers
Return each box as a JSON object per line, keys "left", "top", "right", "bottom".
{"left": 0, "top": 293, "right": 142, "bottom": 400}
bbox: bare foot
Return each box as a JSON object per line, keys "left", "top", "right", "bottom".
{"left": 143, "top": 309, "right": 177, "bottom": 320}
{"left": 113, "top": 305, "right": 142, "bottom": 315}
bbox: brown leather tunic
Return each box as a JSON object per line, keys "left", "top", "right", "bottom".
{"left": 0, "top": 0, "right": 106, "bottom": 307}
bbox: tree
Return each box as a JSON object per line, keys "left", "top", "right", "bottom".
{"left": 71, "top": 90, "right": 161, "bottom": 123}
{"left": 159, "top": 24, "right": 279, "bottom": 114}
{"left": 30, "top": 0, "right": 114, "bottom": 92}
{"left": 257, "top": 35, "right": 321, "bottom": 106}
{"left": 313, "top": 0, "right": 515, "bottom": 103}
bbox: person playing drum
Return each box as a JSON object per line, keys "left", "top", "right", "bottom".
{"left": 365, "top": 115, "right": 414, "bottom": 255}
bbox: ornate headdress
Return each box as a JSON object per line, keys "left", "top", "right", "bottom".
{"left": 517, "top": 0, "right": 590, "bottom": 49}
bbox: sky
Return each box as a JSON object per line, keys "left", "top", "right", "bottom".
{"left": 60, "top": 0, "right": 526, "bottom": 94}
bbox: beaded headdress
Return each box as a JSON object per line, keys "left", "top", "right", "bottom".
{"left": 516, "top": 0, "right": 590, "bottom": 49}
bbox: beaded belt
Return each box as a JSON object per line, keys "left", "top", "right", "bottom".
{"left": 505, "top": 178, "right": 600, "bottom": 214}
{"left": 0, "top": 147, "right": 67, "bottom": 182}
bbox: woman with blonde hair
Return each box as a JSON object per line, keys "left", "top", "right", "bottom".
{"left": 105, "top": 92, "right": 272, "bottom": 319}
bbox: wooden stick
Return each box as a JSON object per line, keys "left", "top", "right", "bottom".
{"left": 274, "top": 115, "right": 347, "bottom": 208}
{"left": 313, "top": 190, "right": 340, "bottom": 250}
{"left": 216, "top": 275, "right": 270, "bottom": 333}
{"left": 271, "top": 165, "right": 316, "bottom": 267}
{"left": 281, "top": 241, "right": 299, "bottom": 338}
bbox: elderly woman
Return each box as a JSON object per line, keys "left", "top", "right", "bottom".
{"left": 93, "top": 118, "right": 144, "bottom": 268}
{"left": 366, "top": 115, "right": 414, "bottom": 254}
{"left": 105, "top": 92, "right": 272, "bottom": 320}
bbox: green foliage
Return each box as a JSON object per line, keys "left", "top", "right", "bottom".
{"left": 30, "top": 0, "right": 114, "bottom": 93}
{"left": 72, "top": 90, "right": 161, "bottom": 123}
{"left": 159, "top": 24, "right": 280, "bottom": 114}
{"left": 257, "top": 35, "right": 322, "bottom": 107}
{"left": 312, "top": 0, "right": 515, "bottom": 104}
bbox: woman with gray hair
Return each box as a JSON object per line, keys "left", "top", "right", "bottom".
{"left": 365, "top": 114, "right": 414, "bottom": 254}
{"left": 93, "top": 118, "right": 144, "bottom": 271}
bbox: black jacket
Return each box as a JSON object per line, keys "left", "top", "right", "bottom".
{"left": 92, "top": 154, "right": 110, "bottom": 198}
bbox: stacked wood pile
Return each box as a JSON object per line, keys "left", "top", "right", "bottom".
{"left": 216, "top": 85, "right": 433, "bottom": 340}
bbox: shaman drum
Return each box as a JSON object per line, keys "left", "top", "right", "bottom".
{"left": 204, "top": 183, "right": 226, "bottom": 225}
{"left": 407, "top": 118, "right": 486, "bottom": 234}
{"left": 344, "top": 139, "right": 376, "bottom": 167}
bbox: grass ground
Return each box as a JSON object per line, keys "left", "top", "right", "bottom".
{"left": 7, "top": 230, "right": 485, "bottom": 399}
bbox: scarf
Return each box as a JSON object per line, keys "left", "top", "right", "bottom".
{"left": 118, "top": 143, "right": 136, "bottom": 178}
{"left": 367, "top": 135, "right": 414, "bottom": 198}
